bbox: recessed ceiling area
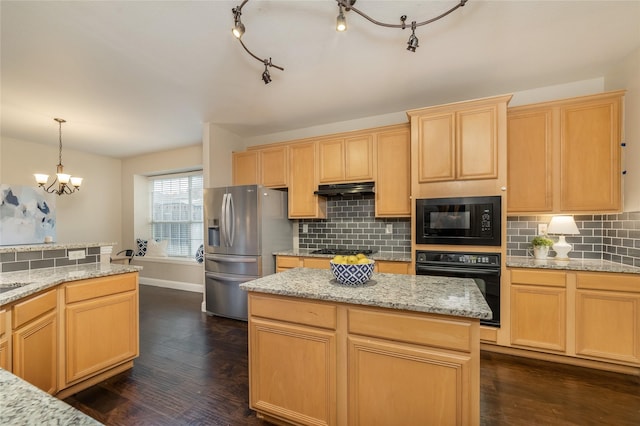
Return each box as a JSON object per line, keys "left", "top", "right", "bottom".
{"left": 1, "top": 1, "right": 639, "bottom": 158}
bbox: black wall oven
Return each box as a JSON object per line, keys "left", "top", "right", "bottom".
{"left": 416, "top": 250, "right": 500, "bottom": 327}
{"left": 416, "top": 195, "right": 501, "bottom": 246}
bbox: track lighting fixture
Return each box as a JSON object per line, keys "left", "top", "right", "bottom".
{"left": 231, "top": 0, "right": 468, "bottom": 83}
{"left": 336, "top": 5, "right": 347, "bottom": 32}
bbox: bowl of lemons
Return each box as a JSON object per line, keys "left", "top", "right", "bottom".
{"left": 330, "top": 253, "right": 375, "bottom": 286}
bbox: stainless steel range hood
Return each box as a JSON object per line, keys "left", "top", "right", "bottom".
{"left": 314, "top": 182, "right": 375, "bottom": 197}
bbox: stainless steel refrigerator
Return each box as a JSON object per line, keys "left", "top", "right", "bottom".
{"left": 203, "top": 185, "right": 292, "bottom": 320}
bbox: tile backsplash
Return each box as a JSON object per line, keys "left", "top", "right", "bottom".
{"left": 507, "top": 212, "right": 640, "bottom": 267}
{"left": 0, "top": 246, "right": 100, "bottom": 272}
{"left": 298, "top": 194, "right": 411, "bottom": 255}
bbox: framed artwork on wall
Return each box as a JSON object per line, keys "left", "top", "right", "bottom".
{"left": 0, "top": 184, "right": 56, "bottom": 245}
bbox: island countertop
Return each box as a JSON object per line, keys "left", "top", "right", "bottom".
{"left": 0, "top": 263, "right": 140, "bottom": 306}
{"left": 239, "top": 267, "right": 492, "bottom": 320}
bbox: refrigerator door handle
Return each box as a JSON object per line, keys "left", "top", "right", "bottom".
{"left": 205, "top": 254, "right": 258, "bottom": 264}
{"left": 221, "top": 193, "right": 228, "bottom": 247}
{"left": 227, "top": 192, "right": 235, "bottom": 247}
{"left": 205, "top": 271, "right": 254, "bottom": 282}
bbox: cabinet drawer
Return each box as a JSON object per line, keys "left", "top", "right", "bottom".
{"left": 302, "top": 257, "right": 331, "bottom": 269}
{"left": 577, "top": 272, "right": 640, "bottom": 293}
{"left": 376, "top": 261, "right": 410, "bottom": 275}
{"left": 12, "top": 289, "right": 57, "bottom": 329}
{"left": 249, "top": 294, "right": 337, "bottom": 330}
{"left": 348, "top": 307, "right": 473, "bottom": 352}
{"left": 66, "top": 273, "right": 137, "bottom": 304}
{"left": 510, "top": 269, "right": 566, "bottom": 287}
{"left": 276, "top": 256, "right": 301, "bottom": 269}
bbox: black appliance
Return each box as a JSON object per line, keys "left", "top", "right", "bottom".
{"left": 415, "top": 250, "right": 500, "bottom": 327}
{"left": 310, "top": 248, "right": 376, "bottom": 256}
{"left": 314, "top": 182, "right": 375, "bottom": 197}
{"left": 415, "top": 195, "right": 501, "bottom": 246}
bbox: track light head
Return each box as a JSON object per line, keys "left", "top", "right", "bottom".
{"left": 407, "top": 22, "right": 418, "bottom": 52}
{"left": 262, "top": 64, "right": 272, "bottom": 84}
{"left": 336, "top": 6, "right": 347, "bottom": 32}
{"left": 232, "top": 6, "right": 245, "bottom": 38}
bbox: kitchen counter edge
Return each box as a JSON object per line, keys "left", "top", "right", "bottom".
{"left": 506, "top": 256, "right": 640, "bottom": 274}
{"left": 0, "top": 263, "right": 141, "bottom": 306}
{"left": 274, "top": 249, "right": 411, "bottom": 262}
{"left": 0, "top": 368, "right": 102, "bottom": 426}
{"left": 240, "top": 267, "right": 491, "bottom": 320}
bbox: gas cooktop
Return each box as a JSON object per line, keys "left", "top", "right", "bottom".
{"left": 310, "top": 248, "right": 376, "bottom": 256}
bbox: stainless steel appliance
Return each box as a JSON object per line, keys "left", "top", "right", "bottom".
{"left": 415, "top": 250, "right": 500, "bottom": 327}
{"left": 204, "top": 185, "right": 292, "bottom": 320}
{"left": 415, "top": 195, "right": 501, "bottom": 246}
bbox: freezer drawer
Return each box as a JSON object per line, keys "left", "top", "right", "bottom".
{"left": 205, "top": 272, "right": 253, "bottom": 321}
{"left": 205, "top": 253, "right": 261, "bottom": 276}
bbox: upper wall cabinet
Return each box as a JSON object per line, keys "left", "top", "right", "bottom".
{"left": 375, "top": 124, "right": 411, "bottom": 217}
{"left": 232, "top": 151, "right": 259, "bottom": 186}
{"left": 407, "top": 95, "right": 512, "bottom": 198}
{"left": 318, "top": 134, "right": 374, "bottom": 184}
{"left": 507, "top": 90, "right": 624, "bottom": 214}
{"left": 258, "top": 145, "right": 289, "bottom": 188}
{"left": 288, "top": 142, "right": 326, "bottom": 219}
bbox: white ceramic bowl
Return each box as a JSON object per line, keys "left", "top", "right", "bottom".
{"left": 330, "top": 260, "right": 375, "bottom": 286}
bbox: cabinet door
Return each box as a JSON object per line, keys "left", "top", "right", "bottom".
{"left": 375, "top": 260, "right": 410, "bottom": 274}
{"left": 507, "top": 108, "right": 554, "bottom": 213}
{"left": 249, "top": 318, "right": 336, "bottom": 426}
{"left": 560, "top": 96, "right": 622, "bottom": 212}
{"left": 302, "top": 257, "right": 331, "bottom": 269}
{"left": 457, "top": 105, "right": 498, "bottom": 180}
{"left": 344, "top": 135, "right": 374, "bottom": 182}
{"left": 65, "top": 291, "right": 139, "bottom": 384}
{"left": 575, "top": 290, "right": 640, "bottom": 364}
{"left": 13, "top": 310, "right": 57, "bottom": 394}
{"left": 276, "top": 255, "right": 301, "bottom": 273}
{"left": 289, "top": 142, "right": 326, "bottom": 218}
{"left": 510, "top": 285, "right": 566, "bottom": 352}
{"left": 260, "top": 146, "right": 288, "bottom": 188}
{"left": 0, "top": 309, "right": 9, "bottom": 370}
{"left": 375, "top": 127, "right": 411, "bottom": 217}
{"left": 348, "top": 336, "right": 474, "bottom": 426}
{"left": 416, "top": 113, "right": 455, "bottom": 183}
{"left": 232, "top": 151, "right": 260, "bottom": 185}
{"left": 318, "top": 138, "right": 345, "bottom": 183}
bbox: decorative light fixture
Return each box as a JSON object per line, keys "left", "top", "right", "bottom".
{"left": 231, "top": 0, "right": 468, "bottom": 82}
{"left": 546, "top": 216, "right": 580, "bottom": 260}
{"left": 34, "top": 118, "right": 83, "bottom": 195}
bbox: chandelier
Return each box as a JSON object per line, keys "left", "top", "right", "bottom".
{"left": 231, "top": 0, "right": 469, "bottom": 84}
{"left": 34, "top": 118, "right": 83, "bottom": 195}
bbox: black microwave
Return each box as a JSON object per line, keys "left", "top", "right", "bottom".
{"left": 416, "top": 196, "right": 502, "bottom": 246}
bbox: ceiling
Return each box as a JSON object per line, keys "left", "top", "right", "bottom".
{"left": 1, "top": 1, "right": 639, "bottom": 159}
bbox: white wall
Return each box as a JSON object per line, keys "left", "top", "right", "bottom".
{"left": 1, "top": 137, "right": 122, "bottom": 245}
{"left": 203, "top": 123, "right": 245, "bottom": 188}
{"left": 605, "top": 47, "right": 640, "bottom": 212}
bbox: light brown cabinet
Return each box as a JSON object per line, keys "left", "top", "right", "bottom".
{"left": 64, "top": 274, "right": 139, "bottom": 386}
{"left": 318, "top": 134, "right": 374, "bottom": 184}
{"left": 288, "top": 141, "right": 326, "bottom": 219}
{"left": 258, "top": 145, "right": 288, "bottom": 188}
{"left": 510, "top": 269, "right": 566, "bottom": 352}
{"left": 232, "top": 151, "right": 260, "bottom": 186}
{"left": 247, "top": 292, "right": 480, "bottom": 426}
{"left": 507, "top": 90, "right": 624, "bottom": 214}
{"left": 11, "top": 288, "right": 58, "bottom": 394}
{"left": 0, "top": 309, "right": 8, "bottom": 370}
{"left": 375, "top": 125, "right": 411, "bottom": 217}
{"left": 408, "top": 95, "right": 511, "bottom": 198}
{"left": 575, "top": 272, "right": 640, "bottom": 365}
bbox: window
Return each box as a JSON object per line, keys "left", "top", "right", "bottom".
{"left": 149, "top": 172, "right": 203, "bottom": 257}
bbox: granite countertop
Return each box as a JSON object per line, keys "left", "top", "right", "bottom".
{"left": 506, "top": 256, "right": 640, "bottom": 274}
{"left": 0, "top": 242, "right": 116, "bottom": 254}
{"left": 0, "top": 369, "right": 102, "bottom": 426}
{"left": 240, "top": 267, "right": 492, "bottom": 320}
{"left": 273, "top": 249, "right": 411, "bottom": 262}
{"left": 0, "top": 263, "right": 141, "bottom": 306}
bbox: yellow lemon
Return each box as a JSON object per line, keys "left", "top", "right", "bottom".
{"left": 357, "top": 258, "right": 371, "bottom": 264}
{"left": 332, "top": 255, "right": 344, "bottom": 263}
{"left": 347, "top": 255, "right": 358, "bottom": 264}
{"left": 356, "top": 253, "right": 367, "bottom": 259}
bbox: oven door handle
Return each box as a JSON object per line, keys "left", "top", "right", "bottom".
{"left": 416, "top": 265, "right": 500, "bottom": 276}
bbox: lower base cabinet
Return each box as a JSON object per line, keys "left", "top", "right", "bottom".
{"left": 247, "top": 292, "right": 480, "bottom": 426}
{"left": 0, "top": 309, "right": 8, "bottom": 370}
{"left": 275, "top": 255, "right": 411, "bottom": 275}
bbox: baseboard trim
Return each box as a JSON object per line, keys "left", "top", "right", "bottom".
{"left": 139, "top": 277, "right": 203, "bottom": 293}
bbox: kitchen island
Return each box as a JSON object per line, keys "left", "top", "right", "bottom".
{"left": 240, "top": 267, "right": 491, "bottom": 426}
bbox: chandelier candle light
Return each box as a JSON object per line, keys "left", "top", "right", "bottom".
{"left": 546, "top": 215, "right": 580, "bottom": 260}
{"left": 34, "top": 118, "right": 83, "bottom": 195}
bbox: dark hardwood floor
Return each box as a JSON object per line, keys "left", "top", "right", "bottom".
{"left": 65, "top": 285, "right": 640, "bottom": 426}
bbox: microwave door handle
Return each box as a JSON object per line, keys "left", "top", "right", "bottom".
{"left": 227, "top": 193, "right": 235, "bottom": 247}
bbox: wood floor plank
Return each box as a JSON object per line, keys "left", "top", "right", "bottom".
{"left": 63, "top": 285, "right": 640, "bottom": 425}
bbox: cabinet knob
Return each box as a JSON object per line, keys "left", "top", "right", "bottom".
{"left": 500, "top": 186, "right": 507, "bottom": 191}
